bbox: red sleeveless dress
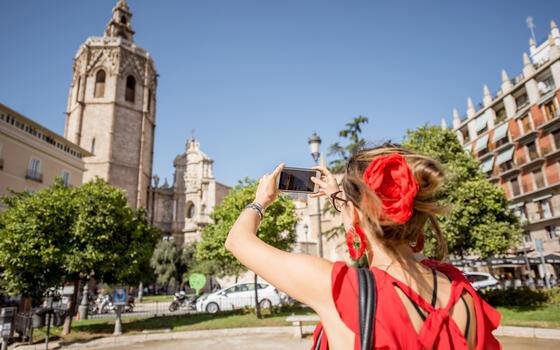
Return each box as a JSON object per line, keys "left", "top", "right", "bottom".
{"left": 311, "top": 259, "right": 502, "bottom": 350}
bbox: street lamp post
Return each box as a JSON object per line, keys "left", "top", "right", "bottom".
{"left": 308, "top": 132, "right": 323, "bottom": 258}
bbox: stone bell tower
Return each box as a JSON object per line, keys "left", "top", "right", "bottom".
{"left": 64, "top": 0, "right": 157, "bottom": 210}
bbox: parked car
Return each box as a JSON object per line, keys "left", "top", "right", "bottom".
{"left": 463, "top": 272, "right": 500, "bottom": 291}
{"left": 196, "top": 282, "right": 281, "bottom": 313}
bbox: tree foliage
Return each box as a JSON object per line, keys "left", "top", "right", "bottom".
{"left": 402, "top": 125, "right": 522, "bottom": 258}
{"left": 0, "top": 177, "right": 160, "bottom": 333}
{"left": 150, "top": 240, "right": 197, "bottom": 289}
{"left": 328, "top": 116, "right": 369, "bottom": 173}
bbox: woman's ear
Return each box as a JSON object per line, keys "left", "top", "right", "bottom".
{"left": 347, "top": 201, "right": 362, "bottom": 226}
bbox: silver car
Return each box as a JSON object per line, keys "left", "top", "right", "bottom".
{"left": 464, "top": 272, "right": 500, "bottom": 291}
{"left": 196, "top": 282, "right": 282, "bottom": 313}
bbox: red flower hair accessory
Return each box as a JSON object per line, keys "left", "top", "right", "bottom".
{"left": 362, "top": 153, "right": 419, "bottom": 224}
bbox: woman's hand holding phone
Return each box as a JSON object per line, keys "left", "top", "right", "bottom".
{"left": 309, "top": 166, "right": 340, "bottom": 198}
{"left": 255, "top": 163, "right": 285, "bottom": 210}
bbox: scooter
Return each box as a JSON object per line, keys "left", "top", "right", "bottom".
{"left": 169, "top": 291, "right": 200, "bottom": 312}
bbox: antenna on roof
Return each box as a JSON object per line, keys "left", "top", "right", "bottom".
{"left": 526, "top": 16, "right": 536, "bottom": 43}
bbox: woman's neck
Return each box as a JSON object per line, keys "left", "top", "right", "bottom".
{"left": 366, "top": 239, "right": 422, "bottom": 271}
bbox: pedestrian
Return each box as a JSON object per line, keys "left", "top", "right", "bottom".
{"left": 226, "top": 144, "right": 501, "bottom": 349}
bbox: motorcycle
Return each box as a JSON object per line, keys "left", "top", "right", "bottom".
{"left": 169, "top": 291, "right": 200, "bottom": 312}
{"left": 90, "top": 294, "right": 114, "bottom": 314}
{"left": 123, "top": 296, "right": 135, "bottom": 313}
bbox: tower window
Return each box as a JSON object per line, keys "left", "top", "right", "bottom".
{"left": 148, "top": 89, "right": 152, "bottom": 111}
{"left": 75, "top": 76, "right": 81, "bottom": 102}
{"left": 125, "top": 75, "right": 135, "bottom": 102}
{"left": 120, "top": 16, "right": 127, "bottom": 24}
{"left": 186, "top": 202, "right": 195, "bottom": 218}
{"left": 91, "top": 137, "right": 96, "bottom": 154}
{"left": 94, "top": 70, "right": 106, "bottom": 98}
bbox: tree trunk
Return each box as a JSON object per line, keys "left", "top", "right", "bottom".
{"left": 138, "top": 282, "right": 143, "bottom": 303}
{"left": 61, "top": 274, "right": 79, "bottom": 335}
{"left": 254, "top": 273, "right": 261, "bottom": 318}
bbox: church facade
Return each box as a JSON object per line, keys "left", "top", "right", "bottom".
{"left": 148, "top": 138, "right": 231, "bottom": 244}
{"left": 64, "top": 0, "right": 157, "bottom": 210}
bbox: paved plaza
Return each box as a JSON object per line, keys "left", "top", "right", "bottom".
{"left": 97, "top": 334, "right": 558, "bottom": 350}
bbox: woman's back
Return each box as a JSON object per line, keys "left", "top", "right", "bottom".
{"left": 312, "top": 259, "right": 501, "bottom": 350}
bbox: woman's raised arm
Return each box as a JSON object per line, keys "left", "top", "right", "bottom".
{"left": 224, "top": 164, "right": 333, "bottom": 313}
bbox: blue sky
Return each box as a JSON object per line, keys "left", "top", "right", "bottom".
{"left": 1, "top": 1, "right": 559, "bottom": 186}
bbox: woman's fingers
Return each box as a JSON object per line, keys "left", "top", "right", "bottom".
{"left": 310, "top": 176, "right": 327, "bottom": 187}
{"left": 309, "top": 191, "right": 326, "bottom": 198}
{"left": 312, "top": 165, "right": 334, "bottom": 179}
{"left": 272, "top": 163, "right": 285, "bottom": 178}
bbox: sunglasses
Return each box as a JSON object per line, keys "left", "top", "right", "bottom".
{"left": 329, "top": 190, "right": 348, "bottom": 212}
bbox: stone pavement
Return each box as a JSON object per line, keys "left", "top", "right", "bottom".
{"left": 87, "top": 334, "right": 560, "bottom": 350}
{"left": 9, "top": 326, "right": 560, "bottom": 349}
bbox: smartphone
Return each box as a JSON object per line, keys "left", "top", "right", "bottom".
{"left": 276, "top": 167, "right": 321, "bottom": 193}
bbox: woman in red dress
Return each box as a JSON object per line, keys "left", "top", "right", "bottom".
{"left": 226, "top": 145, "right": 501, "bottom": 349}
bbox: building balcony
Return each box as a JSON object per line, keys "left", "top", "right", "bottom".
{"left": 494, "top": 139, "right": 514, "bottom": 153}
{"left": 537, "top": 114, "right": 560, "bottom": 132}
{"left": 513, "top": 130, "right": 538, "bottom": 144}
{"left": 490, "top": 163, "right": 520, "bottom": 181}
{"left": 478, "top": 150, "right": 494, "bottom": 161}
{"left": 25, "top": 169, "right": 42, "bottom": 183}
{"left": 519, "top": 156, "right": 544, "bottom": 170}
{"left": 544, "top": 148, "right": 560, "bottom": 159}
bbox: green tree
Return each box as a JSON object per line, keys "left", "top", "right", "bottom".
{"left": 195, "top": 178, "right": 298, "bottom": 317}
{"left": 402, "top": 125, "right": 522, "bottom": 258}
{"left": 328, "top": 116, "right": 369, "bottom": 173}
{"left": 150, "top": 240, "right": 199, "bottom": 291}
{"left": 150, "top": 240, "right": 181, "bottom": 291}
{"left": 0, "top": 178, "right": 160, "bottom": 335}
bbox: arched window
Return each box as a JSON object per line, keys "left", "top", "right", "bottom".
{"left": 147, "top": 89, "right": 152, "bottom": 111}
{"left": 94, "top": 70, "right": 106, "bottom": 98}
{"left": 91, "top": 137, "right": 96, "bottom": 154}
{"left": 125, "top": 75, "right": 135, "bottom": 102}
{"left": 120, "top": 16, "right": 127, "bottom": 24}
{"left": 186, "top": 202, "right": 195, "bottom": 218}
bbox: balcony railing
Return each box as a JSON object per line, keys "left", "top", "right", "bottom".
{"left": 25, "top": 169, "right": 42, "bottom": 183}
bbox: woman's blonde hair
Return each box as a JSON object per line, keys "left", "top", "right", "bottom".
{"left": 342, "top": 143, "right": 448, "bottom": 259}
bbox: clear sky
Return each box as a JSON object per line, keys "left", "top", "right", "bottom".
{"left": 1, "top": 1, "right": 559, "bottom": 187}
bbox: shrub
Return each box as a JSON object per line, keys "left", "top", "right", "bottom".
{"left": 544, "top": 287, "right": 560, "bottom": 305}
{"left": 479, "top": 287, "right": 548, "bottom": 307}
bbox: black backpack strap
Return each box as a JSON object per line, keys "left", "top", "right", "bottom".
{"left": 357, "top": 268, "right": 377, "bottom": 350}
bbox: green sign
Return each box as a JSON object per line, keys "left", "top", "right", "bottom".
{"left": 189, "top": 273, "right": 206, "bottom": 294}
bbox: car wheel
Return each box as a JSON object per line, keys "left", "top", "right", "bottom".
{"left": 259, "top": 298, "right": 272, "bottom": 308}
{"left": 206, "top": 302, "right": 219, "bottom": 314}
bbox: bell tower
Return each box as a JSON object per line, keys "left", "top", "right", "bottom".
{"left": 64, "top": 0, "right": 157, "bottom": 210}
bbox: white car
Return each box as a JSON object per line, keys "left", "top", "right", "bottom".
{"left": 196, "top": 282, "right": 282, "bottom": 313}
{"left": 463, "top": 272, "right": 500, "bottom": 291}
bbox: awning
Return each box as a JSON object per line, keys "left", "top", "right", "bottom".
{"left": 475, "top": 113, "right": 488, "bottom": 132}
{"left": 532, "top": 194, "right": 552, "bottom": 202}
{"left": 504, "top": 256, "right": 527, "bottom": 265}
{"left": 480, "top": 156, "right": 495, "bottom": 173}
{"left": 508, "top": 202, "right": 525, "bottom": 209}
{"left": 487, "top": 257, "right": 506, "bottom": 265}
{"left": 491, "top": 123, "right": 509, "bottom": 143}
{"left": 474, "top": 134, "right": 489, "bottom": 152}
{"left": 495, "top": 147, "right": 515, "bottom": 165}
{"left": 545, "top": 254, "right": 560, "bottom": 264}
{"left": 463, "top": 145, "right": 472, "bottom": 153}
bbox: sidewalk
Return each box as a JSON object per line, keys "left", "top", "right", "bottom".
{"left": 9, "top": 325, "right": 560, "bottom": 350}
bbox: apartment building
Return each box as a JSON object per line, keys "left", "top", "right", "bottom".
{"left": 0, "top": 103, "right": 91, "bottom": 209}
{"left": 450, "top": 21, "right": 560, "bottom": 280}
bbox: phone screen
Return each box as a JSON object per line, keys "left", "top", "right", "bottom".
{"left": 278, "top": 168, "right": 317, "bottom": 193}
